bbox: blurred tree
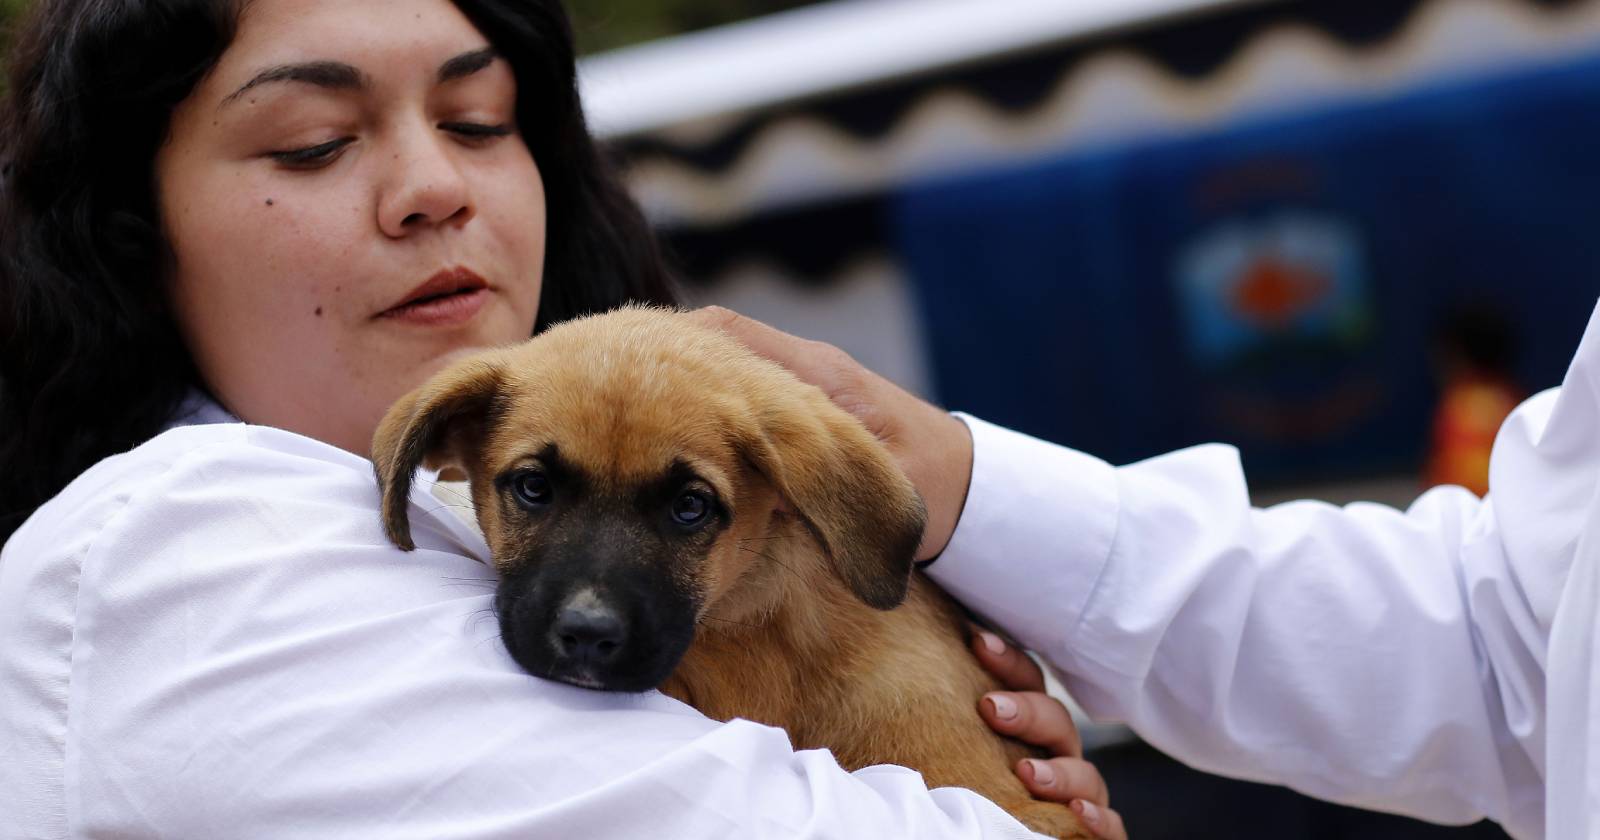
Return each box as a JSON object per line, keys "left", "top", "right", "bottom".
{"left": 0, "top": 0, "right": 26, "bottom": 43}
{"left": 566, "top": 0, "right": 825, "bottom": 54}
{"left": 0, "top": 0, "right": 19, "bottom": 96}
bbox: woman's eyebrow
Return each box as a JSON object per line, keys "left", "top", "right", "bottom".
{"left": 219, "top": 48, "right": 496, "bottom": 108}
{"left": 438, "top": 48, "right": 498, "bottom": 83}
{"left": 222, "top": 61, "right": 365, "bottom": 106}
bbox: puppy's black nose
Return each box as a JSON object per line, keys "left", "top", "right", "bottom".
{"left": 552, "top": 603, "right": 626, "bottom": 666}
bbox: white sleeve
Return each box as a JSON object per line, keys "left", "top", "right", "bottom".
{"left": 23, "top": 425, "right": 1043, "bottom": 840}
{"left": 927, "top": 301, "right": 1600, "bottom": 839}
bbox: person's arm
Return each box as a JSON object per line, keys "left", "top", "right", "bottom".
{"left": 938, "top": 303, "right": 1600, "bottom": 837}
{"left": 22, "top": 424, "right": 1048, "bottom": 839}
{"left": 934, "top": 413, "right": 1544, "bottom": 834}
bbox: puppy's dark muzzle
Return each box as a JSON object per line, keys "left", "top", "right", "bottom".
{"left": 496, "top": 566, "right": 697, "bottom": 694}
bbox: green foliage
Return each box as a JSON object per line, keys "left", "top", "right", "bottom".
{"left": 566, "top": 0, "right": 821, "bottom": 55}
{"left": 0, "top": 0, "right": 25, "bottom": 36}
{"left": 0, "top": 0, "right": 24, "bottom": 94}
{"left": 0, "top": 0, "right": 26, "bottom": 50}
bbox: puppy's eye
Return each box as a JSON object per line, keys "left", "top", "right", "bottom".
{"left": 671, "top": 491, "right": 710, "bottom": 527}
{"left": 513, "top": 471, "right": 552, "bottom": 508}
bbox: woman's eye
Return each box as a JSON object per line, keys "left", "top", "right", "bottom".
{"left": 671, "top": 491, "right": 710, "bottom": 527}
{"left": 513, "top": 471, "right": 552, "bottom": 509}
{"left": 268, "top": 137, "right": 353, "bottom": 168}
{"left": 441, "top": 121, "right": 513, "bottom": 142}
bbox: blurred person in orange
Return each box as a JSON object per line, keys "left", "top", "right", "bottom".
{"left": 1424, "top": 306, "right": 1524, "bottom": 496}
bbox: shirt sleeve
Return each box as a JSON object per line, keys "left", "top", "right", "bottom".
{"left": 43, "top": 425, "right": 1044, "bottom": 840}
{"left": 928, "top": 298, "right": 1600, "bottom": 840}
{"left": 931, "top": 414, "right": 1547, "bottom": 836}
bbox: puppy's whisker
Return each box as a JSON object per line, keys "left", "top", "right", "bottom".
{"left": 736, "top": 545, "right": 784, "bottom": 564}
{"left": 439, "top": 575, "right": 497, "bottom": 588}
{"left": 467, "top": 608, "right": 504, "bottom": 641}
{"left": 737, "top": 545, "right": 802, "bottom": 579}
{"left": 429, "top": 485, "right": 476, "bottom": 503}
{"left": 421, "top": 502, "right": 476, "bottom": 514}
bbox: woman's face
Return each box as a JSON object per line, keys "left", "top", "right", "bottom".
{"left": 157, "top": 0, "right": 546, "bottom": 455}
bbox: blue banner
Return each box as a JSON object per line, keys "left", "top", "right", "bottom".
{"left": 895, "top": 51, "right": 1600, "bottom": 478}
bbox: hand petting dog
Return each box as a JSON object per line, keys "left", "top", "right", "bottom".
{"left": 683, "top": 306, "right": 974, "bottom": 561}
{"left": 687, "top": 306, "right": 1127, "bottom": 840}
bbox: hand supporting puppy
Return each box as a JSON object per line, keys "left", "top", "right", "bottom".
{"left": 683, "top": 306, "right": 973, "bottom": 560}
{"left": 973, "top": 631, "right": 1128, "bottom": 840}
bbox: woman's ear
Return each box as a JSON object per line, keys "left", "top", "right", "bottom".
{"left": 738, "top": 384, "right": 927, "bottom": 610}
{"left": 371, "top": 359, "right": 503, "bottom": 551}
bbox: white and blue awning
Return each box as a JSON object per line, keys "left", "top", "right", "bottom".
{"left": 583, "top": 0, "right": 1600, "bottom": 229}
{"left": 579, "top": 0, "right": 1275, "bottom": 140}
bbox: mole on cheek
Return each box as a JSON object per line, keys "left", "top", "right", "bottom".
{"left": 265, "top": 198, "right": 275, "bottom": 206}
{"left": 315, "top": 306, "right": 324, "bottom": 317}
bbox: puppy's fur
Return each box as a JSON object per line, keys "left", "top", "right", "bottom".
{"left": 373, "top": 307, "right": 1089, "bottom": 838}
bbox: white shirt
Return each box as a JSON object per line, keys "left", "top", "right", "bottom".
{"left": 930, "top": 299, "right": 1600, "bottom": 840}
{"left": 6, "top": 299, "right": 1598, "bottom": 838}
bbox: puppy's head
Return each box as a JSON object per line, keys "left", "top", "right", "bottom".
{"left": 372, "top": 306, "right": 927, "bottom": 692}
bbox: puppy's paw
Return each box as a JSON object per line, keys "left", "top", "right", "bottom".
{"left": 1007, "top": 799, "right": 1094, "bottom": 839}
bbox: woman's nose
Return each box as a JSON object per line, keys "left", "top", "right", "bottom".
{"left": 377, "top": 127, "right": 475, "bottom": 237}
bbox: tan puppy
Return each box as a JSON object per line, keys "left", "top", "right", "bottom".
{"left": 373, "top": 307, "right": 1089, "bottom": 839}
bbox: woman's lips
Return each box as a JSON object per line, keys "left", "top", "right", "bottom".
{"left": 379, "top": 286, "right": 488, "bottom": 327}
{"left": 379, "top": 267, "right": 490, "bottom": 327}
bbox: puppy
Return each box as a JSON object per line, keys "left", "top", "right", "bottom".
{"left": 372, "top": 307, "right": 1090, "bottom": 839}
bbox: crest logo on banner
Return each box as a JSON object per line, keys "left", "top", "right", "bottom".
{"left": 1176, "top": 211, "right": 1372, "bottom": 369}
{"left": 1173, "top": 210, "right": 1383, "bottom": 447}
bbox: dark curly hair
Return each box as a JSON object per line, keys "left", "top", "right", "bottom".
{"left": 0, "top": 0, "right": 677, "bottom": 541}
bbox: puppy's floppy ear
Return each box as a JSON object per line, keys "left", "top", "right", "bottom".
{"left": 739, "top": 392, "right": 927, "bottom": 610}
{"left": 371, "top": 359, "right": 503, "bottom": 551}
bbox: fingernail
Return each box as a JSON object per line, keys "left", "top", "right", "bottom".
{"left": 987, "top": 693, "right": 1017, "bottom": 720}
{"left": 1071, "top": 799, "right": 1101, "bottom": 826}
{"left": 1027, "top": 758, "right": 1054, "bottom": 786}
{"left": 979, "top": 631, "right": 1006, "bottom": 656}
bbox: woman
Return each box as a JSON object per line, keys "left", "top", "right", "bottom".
{"left": 0, "top": 0, "right": 1121, "bottom": 836}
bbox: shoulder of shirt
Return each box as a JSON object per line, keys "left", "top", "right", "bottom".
{"left": 8, "top": 423, "right": 376, "bottom": 555}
